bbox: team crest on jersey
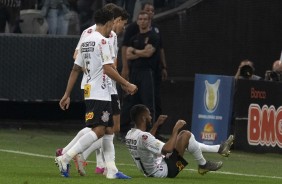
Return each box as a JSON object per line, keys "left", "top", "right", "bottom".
{"left": 154, "top": 27, "right": 159, "bottom": 34}
{"left": 101, "top": 39, "right": 107, "bottom": 44}
{"left": 101, "top": 111, "right": 110, "bottom": 122}
{"left": 142, "top": 135, "right": 148, "bottom": 140}
{"left": 87, "top": 29, "right": 92, "bottom": 33}
{"left": 144, "top": 37, "right": 149, "bottom": 44}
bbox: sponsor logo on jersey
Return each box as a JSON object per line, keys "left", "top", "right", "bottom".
{"left": 101, "top": 39, "right": 107, "bottom": 44}
{"left": 142, "top": 134, "right": 148, "bottom": 140}
{"left": 87, "top": 29, "right": 92, "bottom": 33}
{"left": 176, "top": 161, "right": 185, "bottom": 171}
{"left": 101, "top": 111, "right": 110, "bottom": 122}
{"left": 81, "top": 41, "right": 95, "bottom": 47}
{"left": 85, "top": 112, "right": 94, "bottom": 121}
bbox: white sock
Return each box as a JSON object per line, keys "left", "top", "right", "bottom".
{"left": 81, "top": 138, "right": 102, "bottom": 160}
{"left": 62, "top": 127, "right": 91, "bottom": 154}
{"left": 102, "top": 134, "right": 118, "bottom": 176}
{"left": 187, "top": 134, "right": 206, "bottom": 166}
{"left": 62, "top": 131, "right": 98, "bottom": 163}
{"left": 96, "top": 148, "right": 105, "bottom": 168}
{"left": 199, "top": 143, "right": 220, "bottom": 153}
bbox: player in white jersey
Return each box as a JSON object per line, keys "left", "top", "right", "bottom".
{"left": 56, "top": 5, "right": 131, "bottom": 178}
{"left": 72, "top": 7, "right": 129, "bottom": 176}
{"left": 55, "top": 8, "right": 137, "bottom": 178}
{"left": 125, "top": 104, "right": 234, "bottom": 178}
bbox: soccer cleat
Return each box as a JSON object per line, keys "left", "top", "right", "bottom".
{"left": 73, "top": 153, "right": 87, "bottom": 176}
{"left": 95, "top": 167, "right": 105, "bottom": 174}
{"left": 56, "top": 148, "right": 63, "bottom": 157}
{"left": 55, "top": 156, "right": 70, "bottom": 177}
{"left": 198, "top": 161, "right": 223, "bottom": 175}
{"left": 218, "top": 135, "right": 234, "bottom": 157}
{"left": 106, "top": 171, "right": 131, "bottom": 179}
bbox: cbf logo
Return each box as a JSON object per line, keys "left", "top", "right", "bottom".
{"left": 204, "top": 79, "right": 220, "bottom": 113}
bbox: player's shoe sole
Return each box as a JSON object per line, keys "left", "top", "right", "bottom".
{"left": 218, "top": 135, "right": 234, "bottom": 157}
{"left": 198, "top": 161, "right": 223, "bottom": 175}
{"left": 73, "top": 154, "right": 87, "bottom": 176}
{"left": 55, "top": 156, "right": 70, "bottom": 177}
{"left": 106, "top": 171, "right": 131, "bottom": 179}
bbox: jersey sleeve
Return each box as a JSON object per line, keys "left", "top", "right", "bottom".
{"left": 74, "top": 50, "right": 83, "bottom": 67}
{"left": 140, "top": 132, "right": 165, "bottom": 155}
{"left": 76, "top": 27, "right": 95, "bottom": 50}
{"left": 76, "top": 30, "right": 87, "bottom": 50}
{"left": 99, "top": 38, "right": 114, "bottom": 66}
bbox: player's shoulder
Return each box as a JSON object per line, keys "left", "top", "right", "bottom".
{"left": 81, "top": 25, "right": 96, "bottom": 36}
{"left": 109, "top": 30, "right": 117, "bottom": 37}
{"left": 139, "top": 132, "right": 154, "bottom": 142}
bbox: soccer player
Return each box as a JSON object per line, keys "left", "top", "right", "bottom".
{"left": 125, "top": 104, "right": 234, "bottom": 178}
{"left": 67, "top": 4, "right": 130, "bottom": 176}
{"left": 55, "top": 8, "right": 137, "bottom": 178}
{"left": 58, "top": 4, "right": 129, "bottom": 177}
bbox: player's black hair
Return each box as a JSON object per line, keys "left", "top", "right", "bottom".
{"left": 121, "top": 8, "right": 130, "bottom": 20}
{"left": 130, "top": 104, "right": 148, "bottom": 122}
{"left": 94, "top": 8, "right": 114, "bottom": 25}
{"left": 104, "top": 3, "right": 123, "bottom": 19}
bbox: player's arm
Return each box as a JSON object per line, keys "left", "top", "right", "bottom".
{"left": 103, "top": 64, "right": 137, "bottom": 95}
{"left": 161, "top": 120, "right": 186, "bottom": 154}
{"left": 59, "top": 64, "right": 82, "bottom": 110}
{"left": 63, "top": 64, "right": 82, "bottom": 97}
{"left": 121, "top": 45, "right": 129, "bottom": 79}
{"left": 150, "top": 115, "right": 168, "bottom": 136}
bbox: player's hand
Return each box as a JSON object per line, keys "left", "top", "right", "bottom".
{"left": 59, "top": 95, "right": 70, "bottom": 110}
{"left": 173, "top": 120, "right": 186, "bottom": 132}
{"left": 122, "top": 82, "right": 138, "bottom": 95}
{"left": 155, "top": 115, "right": 168, "bottom": 126}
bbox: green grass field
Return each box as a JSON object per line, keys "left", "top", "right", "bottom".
{"left": 0, "top": 128, "right": 281, "bottom": 184}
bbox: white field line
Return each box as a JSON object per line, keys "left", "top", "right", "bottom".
{"left": 0, "top": 148, "right": 282, "bottom": 180}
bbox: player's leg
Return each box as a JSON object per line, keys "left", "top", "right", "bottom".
{"left": 73, "top": 138, "right": 103, "bottom": 176}
{"left": 175, "top": 130, "right": 223, "bottom": 175}
{"left": 55, "top": 127, "right": 102, "bottom": 177}
{"left": 198, "top": 134, "right": 234, "bottom": 157}
{"left": 102, "top": 127, "right": 131, "bottom": 179}
{"left": 57, "top": 127, "right": 92, "bottom": 156}
{"left": 55, "top": 100, "right": 107, "bottom": 177}
{"left": 94, "top": 148, "right": 106, "bottom": 174}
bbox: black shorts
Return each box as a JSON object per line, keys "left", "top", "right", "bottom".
{"left": 164, "top": 149, "right": 188, "bottom": 178}
{"left": 84, "top": 100, "right": 113, "bottom": 128}
{"left": 111, "top": 94, "right": 121, "bottom": 115}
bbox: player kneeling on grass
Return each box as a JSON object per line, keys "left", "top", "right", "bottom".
{"left": 125, "top": 104, "right": 234, "bottom": 178}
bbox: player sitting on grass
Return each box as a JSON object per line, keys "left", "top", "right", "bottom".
{"left": 125, "top": 104, "right": 234, "bottom": 178}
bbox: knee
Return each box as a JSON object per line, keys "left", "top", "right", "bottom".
{"left": 179, "top": 130, "right": 191, "bottom": 140}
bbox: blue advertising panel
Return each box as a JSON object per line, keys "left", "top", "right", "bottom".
{"left": 191, "top": 74, "right": 235, "bottom": 145}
